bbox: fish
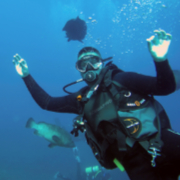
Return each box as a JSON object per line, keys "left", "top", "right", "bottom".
{"left": 62, "top": 16, "right": 87, "bottom": 43}
{"left": 26, "top": 118, "right": 75, "bottom": 148}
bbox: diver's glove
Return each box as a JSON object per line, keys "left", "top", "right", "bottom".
{"left": 71, "top": 120, "right": 85, "bottom": 137}
{"left": 147, "top": 29, "right": 172, "bottom": 62}
{"left": 13, "top": 54, "right": 29, "bottom": 78}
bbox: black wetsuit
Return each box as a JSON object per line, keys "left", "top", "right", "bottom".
{"left": 23, "top": 60, "right": 180, "bottom": 180}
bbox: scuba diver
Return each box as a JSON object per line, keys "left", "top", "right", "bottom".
{"left": 54, "top": 165, "right": 111, "bottom": 180}
{"left": 84, "top": 165, "right": 112, "bottom": 180}
{"left": 54, "top": 147, "right": 111, "bottom": 180}
{"left": 54, "top": 146, "right": 81, "bottom": 180}
{"left": 13, "top": 29, "right": 180, "bottom": 180}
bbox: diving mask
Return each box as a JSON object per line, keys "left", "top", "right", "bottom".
{"left": 76, "top": 55, "right": 102, "bottom": 73}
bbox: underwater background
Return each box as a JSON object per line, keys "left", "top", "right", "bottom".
{"left": 0, "top": 0, "right": 180, "bottom": 179}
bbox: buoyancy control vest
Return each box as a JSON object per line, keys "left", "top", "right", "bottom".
{"left": 73, "top": 62, "right": 171, "bottom": 169}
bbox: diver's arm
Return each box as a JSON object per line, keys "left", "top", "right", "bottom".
{"left": 13, "top": 54, "right": 80, "bottom": 114}
{"left": 114, "top": 60, "right": 176, "bottom": 95}
{"left": 113, "top": 29, "right": 177, "bottom": 95}
{"left": 22, "top": 75, "right": 80, "bottom": 114}
{"left": 172, "top": 70, "right": 180, "bottom": 91}
{"left": 144, "top": 29, "right": 180, "bottom": 93}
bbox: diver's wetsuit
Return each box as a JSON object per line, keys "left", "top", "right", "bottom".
{"left": 23, "top": 60, "right": 180, "bottom": 180}
{"left": 23, "top": 60, "right": 175, "bottom": 113}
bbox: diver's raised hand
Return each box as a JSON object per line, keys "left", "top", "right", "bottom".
{"left": 146, "top": 29, "right": 172, "bottom": 62}
{"left": 13, "top": 54, "right": 29, "bottom": 78}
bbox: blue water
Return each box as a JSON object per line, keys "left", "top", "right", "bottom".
{"left": 0, "top": 0, "right": 180, "bottom": 179}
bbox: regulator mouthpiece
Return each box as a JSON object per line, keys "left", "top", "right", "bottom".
{"left": 85, "top": 71, "right": 97, "bottom": 82}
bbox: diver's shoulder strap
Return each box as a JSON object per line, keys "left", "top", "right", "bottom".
{"left": 103, "top": 69, "right": 122, "bottom": 101}
{"left": 138, "top": 97, "right": 164, "bottom": 167}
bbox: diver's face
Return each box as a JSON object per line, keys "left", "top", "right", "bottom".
{"left": 76, "top": 55, "right": 103, "bottom": 83}
{"left": 80, "top": 64, "right": 103, "bottom": 83}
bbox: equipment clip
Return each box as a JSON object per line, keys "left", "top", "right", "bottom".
{"left": 71, "top": 114, "right": 86, "bottom": 137}
{"left": 148, "top": 147, "right": 161, "bottom": 167}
